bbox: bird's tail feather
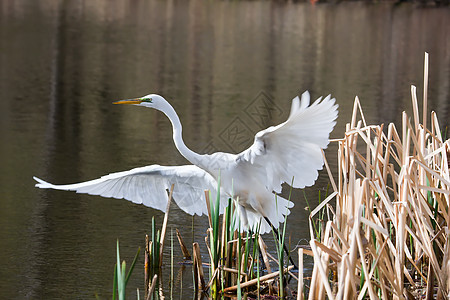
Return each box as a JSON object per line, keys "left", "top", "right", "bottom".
{"left": 241, "top": 194, "right": 293, "bottom": 234}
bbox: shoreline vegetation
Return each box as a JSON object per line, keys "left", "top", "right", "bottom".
{"left": 305, "top": 52, "right": 449, "bottom": 299}
{"left": 113, "top": 53, "right": 450, "bottom": 299}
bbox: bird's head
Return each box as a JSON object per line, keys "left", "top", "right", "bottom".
{"left": 113, "top": 94, "right": 167, "bottom": 110}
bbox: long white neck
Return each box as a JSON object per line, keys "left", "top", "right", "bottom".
{"left": 158, "top": 102, "right": 204, "bottom": 166}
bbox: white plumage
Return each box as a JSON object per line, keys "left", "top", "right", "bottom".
{"left": 35, "top": 165, "right": 226, "bottom": 216}
{"left": 34, "top": 91, "right": 338, "bottom": 233}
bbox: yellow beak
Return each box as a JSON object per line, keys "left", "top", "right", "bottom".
{"left": 113, "top": 98, "right": 142, "bottom": 105}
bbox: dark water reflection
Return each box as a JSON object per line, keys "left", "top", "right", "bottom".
{"left": 0, "top": 0, "right": 449, "bottom": 298}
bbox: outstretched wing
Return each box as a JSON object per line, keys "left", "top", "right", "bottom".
{"left": 34, "top": 165, "right": 226, "bottom": 216}
{"left": 238, "top": 91, "right": 338, "bottom": 193}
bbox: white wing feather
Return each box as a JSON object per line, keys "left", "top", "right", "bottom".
{"left": 34, "top": 165, "right": 226, "bottom": 216}
{"left": 239, "top": 91, "right": 338, "bottom": 193}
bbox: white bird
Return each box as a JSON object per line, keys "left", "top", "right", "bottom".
{"left": 34, "top": 91, "right": 338, "bottom": 234}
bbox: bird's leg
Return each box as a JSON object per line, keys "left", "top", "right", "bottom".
{"left": 263, "top": 217, "right": 297, "bottom": 269}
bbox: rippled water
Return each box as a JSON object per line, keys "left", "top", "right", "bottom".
{"left": 0, "top": 0, "right": 449, "bottom": 298}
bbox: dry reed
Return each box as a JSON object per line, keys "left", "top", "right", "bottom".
{"left": 304, "top": 53, "right": 450, "bottom": 299}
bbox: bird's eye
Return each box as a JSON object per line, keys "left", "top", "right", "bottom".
{"left": 142, "top": 98, "right": 152, "bottom": 103}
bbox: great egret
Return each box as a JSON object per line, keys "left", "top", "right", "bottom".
{"left": 34, "top": 91, "right": 338, "bottom": 234}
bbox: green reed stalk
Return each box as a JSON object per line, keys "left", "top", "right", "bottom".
{"left": 243, "top": 231, "right": 251, "bottom": 276}
{"left": 113, "top": 240, "right": 140, "bottom": 300}
{"left": 224, "top": 197, "right": 234, "bottom": 256}
{"left": 112, "top": 265, "right": 118, "bottom": 300}
{"left": 249, "top": 223, "right": 261, "bottom": 280}
{"left": 221, "top": 196, "right": 235, "bottom": 293}
{"left": 151, "top": 217, "right": 157, "bottom": 269}
{"left": 209, "top": 175, "right": 222, "bottom": 298}
{"left": 256, "top": 237, "right": 260, "bottom": 299}
{"left": 237, "top": 219, "right": 242, "bottom": 300}
{"left": 303, "top": 191, "right": 320, "bottom": 240}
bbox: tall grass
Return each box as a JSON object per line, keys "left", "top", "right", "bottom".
{"left": 105, "top": 240, "right": 140, "bottom": 300}
{"left": 303, "top": 53, "right": 450, "bottom": 299}
{"left": 144, "top": 184, "right": 174, "bottom": 299}
{"left": 193, "top": 177, "right": 297, "bottom": 298}
{"left": 206, "top": 175, "right": 222, "bottom": 298}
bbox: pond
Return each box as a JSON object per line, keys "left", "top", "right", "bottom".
{"left": 0, "top": 0, "right": 449, "bottom": 298}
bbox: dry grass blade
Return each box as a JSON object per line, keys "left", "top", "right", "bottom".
{"left": 298, "top": 248, "right": 304, "bottom": 300}
{"left": 205, "top": 190, "right": 212, "bottom": 229}
{"left": 175, "top": 228, "right": 191, "bottom": 260}
{"left": 222, "top": 266, "right": 294, "bottom": 293}
{"left": 222, "top": 267, "right": 246, "bottom": 276}
{"left": 310, "top": 239, "right": 335, "bottom": 300}
{"left": 258, "top": 236, "right": 272, "bottom": 273}
{"left": 310, "top": 191, "right": 338, "bottom": 218}
{"left": 146, "top": 274, "right": 158, "bottom": 300}
{"left": 313, "top": 240, "right": 341, "bottom": 263}
{"left": 193, "top": 242, "right": 206, "bottom": 291}
{"left": 145, "top": 234, "right": 150, "bottom": 290}
{"left": 159, "top": 184, "right": 174, "bottom": 266}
